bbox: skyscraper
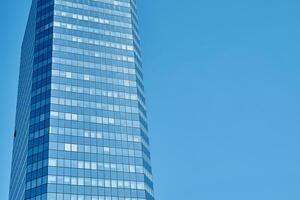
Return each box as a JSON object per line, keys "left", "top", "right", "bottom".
{"left": 9, "top": 1, "right": 155, "bottom": 200}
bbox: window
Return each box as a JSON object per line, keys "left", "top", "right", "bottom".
{"left": 65, "top": 144, "right": 71, "bottom": 151}
{"left": 48, "top": 159, "right": 57, "bottom": 167}
{"left": 48, "top": 176, "right": 56, "bottom": 184}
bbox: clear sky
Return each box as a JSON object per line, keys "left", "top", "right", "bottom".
{"left": 1, "top": 0, "right": 300, "bottom": 199}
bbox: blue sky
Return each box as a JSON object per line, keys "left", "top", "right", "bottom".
{"left": 1, "top": 0, "right": 300, "bottom": 199}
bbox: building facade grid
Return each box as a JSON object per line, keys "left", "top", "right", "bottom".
{"left": 9, "top": 0, "right": 155, "bottom": 200}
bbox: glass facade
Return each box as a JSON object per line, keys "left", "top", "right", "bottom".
{"left": 9, "top": 1, "right": 155, "bottom": 200}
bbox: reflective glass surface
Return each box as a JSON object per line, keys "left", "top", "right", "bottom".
{"left": 9, "top": 1, "right": 154, "bottom": 200}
